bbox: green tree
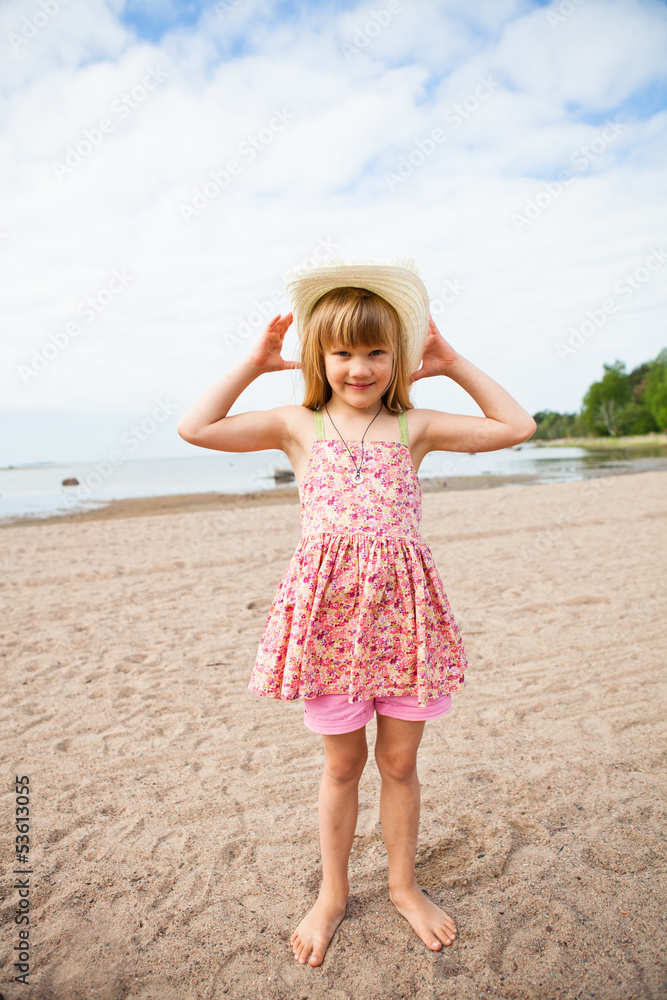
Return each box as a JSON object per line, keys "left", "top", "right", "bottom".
{"left": 533, "top": 350, "right": 666, "bottom": 440}
{"left": 616, "top": 401, "right": 658, "bottom": 435}
{"left": 532, "top": 410, "right": 578, "bottom": 440}
{"left": 642, "top": 348, "right": 667, "bottom": 431}
{"left": 582, "top": 360, "right": 632, "bottom": 436}
{"left": 628, "top": 360, "right": 653, "bottom": 403}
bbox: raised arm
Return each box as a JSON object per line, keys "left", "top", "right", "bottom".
{"left": 412, "top": 317, "right": 537, "bottom": 454}
{"left": 177, "top": 312, "right": 300, "bottom": 453}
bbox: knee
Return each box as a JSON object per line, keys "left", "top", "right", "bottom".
{"left": 324, "top": 746, "right": 368, "bottom": 784}
{"left": 375, "top": 747, "right": 418, "bottom": 783}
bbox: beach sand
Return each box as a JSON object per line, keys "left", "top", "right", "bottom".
{"left": 1, "top": 469, "right": 666, "bottom": 1000}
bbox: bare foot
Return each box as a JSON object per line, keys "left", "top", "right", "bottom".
{"left": 290, "top": 889, "right": 348, "bottom": 967}
{"left": 389, "top": 883, "right": 457, "bottom": 951}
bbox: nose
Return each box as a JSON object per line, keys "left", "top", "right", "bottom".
{"left": 349, "top": 357, "right": 372, "bottom": 376}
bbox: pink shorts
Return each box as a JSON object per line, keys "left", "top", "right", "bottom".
{"left": 303, "top": 693, "right": 452, "bottom": 735}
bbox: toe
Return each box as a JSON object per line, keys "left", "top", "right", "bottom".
{"left": 441, "top": 919, "right": 456, "bottom": 940}
{"left": 294, "top": 940, "right": 307, "bottom": 963}
{"left": 308, "top": 934, "right": 325, "bottom": 966}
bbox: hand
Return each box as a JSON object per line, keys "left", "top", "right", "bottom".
{"left": 248, "top": 312, "right": 301, "bottom": 374}
{"left": 409, "top": 315, "right": 461, "bottom": 383}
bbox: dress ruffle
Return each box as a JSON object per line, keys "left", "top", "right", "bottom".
{"left": 249, "top": 530, "right": 467, "bottom": 707}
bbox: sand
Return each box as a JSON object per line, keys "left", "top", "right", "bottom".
{"left": 1, "top": 469, "right": 666, "bottom": 1000}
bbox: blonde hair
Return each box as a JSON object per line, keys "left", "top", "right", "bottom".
{"left": 299, "top": 287, "right": 413, "bottom": 413}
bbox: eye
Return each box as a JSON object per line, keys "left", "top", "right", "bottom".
{"left": 329, "top": 348, "right": 386, "bottom": 357}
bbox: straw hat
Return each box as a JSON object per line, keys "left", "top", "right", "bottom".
{"left": 284, "top": 256, "right": 430, "bottom": 374}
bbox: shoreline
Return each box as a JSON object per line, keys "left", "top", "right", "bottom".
{"left": 2, "top": 462, "right": 664, "bottom": 528}
{"left": 1, "top": 473, "right": 541, "bottom": 528}
{"left": 532, "top": 432, "right": 667, "bottom": 448}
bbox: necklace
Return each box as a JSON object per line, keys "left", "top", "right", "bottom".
{"left": 324, "top": 403, "right": 383, "bottom": 484}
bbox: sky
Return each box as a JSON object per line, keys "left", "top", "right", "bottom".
{"left": 2, "top": 0, "right": 667, "bottom": 463}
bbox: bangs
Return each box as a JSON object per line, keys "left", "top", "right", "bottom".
{"left": 312, "top": 287, "right": 401, "bottom": 352}
{"left": 298, "top": 283, "right": 413, "bottom": 414}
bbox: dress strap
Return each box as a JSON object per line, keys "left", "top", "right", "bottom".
{"left": 314, "top": 408, "right": 326, "bottom": 440}
{"left": 398, "top": 410, "right": 409, "bottom": 446}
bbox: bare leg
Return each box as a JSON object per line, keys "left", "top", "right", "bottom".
{"left": 374, "top": 715, "right": 457, "bottom": 951}
{"left": 291, "top": 726, "right": 368, "bottom": 966}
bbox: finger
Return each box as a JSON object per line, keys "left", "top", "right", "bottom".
{"left": 277, "top": 316, "right": 294, "bottom": 333}
{"left": 268, "top": 313, "right": 292, "bottom": 329}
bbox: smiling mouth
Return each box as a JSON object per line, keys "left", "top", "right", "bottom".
{"left": 347, "top": 382, "right": 373, "bottom": 388}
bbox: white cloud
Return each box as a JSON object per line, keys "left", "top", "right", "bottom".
{"left": 493, "top": 0, "right": 667, "bottom": 111}
{"left": 1, "top": 0, "right": 127, "bottom": 86}
{"left": 1, "top": 0, "right": 666, "bottom": 462}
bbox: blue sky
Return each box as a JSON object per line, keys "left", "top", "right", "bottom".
{"left": 1, "top": 0, "right": 666, "bottom": 463}
{"left": 120, "top": 1, "right": 207, "bottom": 42}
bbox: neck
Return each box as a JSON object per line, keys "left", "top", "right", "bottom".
{"left": 325, "top": 397, "right": 384, "bottom": 421}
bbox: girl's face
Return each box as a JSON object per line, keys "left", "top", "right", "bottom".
{"left": 323, "top": 342, "right": 394, "bottom": 408}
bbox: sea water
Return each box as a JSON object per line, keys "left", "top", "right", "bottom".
{"left": 1, "top": 444, "right": 664, "bottom": 522}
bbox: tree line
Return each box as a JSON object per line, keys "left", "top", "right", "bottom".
{"left": 532, "top": 348, "right": 667, "bottom": 439}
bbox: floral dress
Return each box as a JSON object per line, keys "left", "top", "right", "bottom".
{"left": 248, "top": 408, "right": 468, "bottom": 707}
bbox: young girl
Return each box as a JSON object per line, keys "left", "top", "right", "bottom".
{"left": 177, "top": 257, "right": 536, "bottom": 968}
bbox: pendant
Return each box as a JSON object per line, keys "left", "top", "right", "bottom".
{"left": 353, "top": 472, "right": 364, "bottom": 484}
